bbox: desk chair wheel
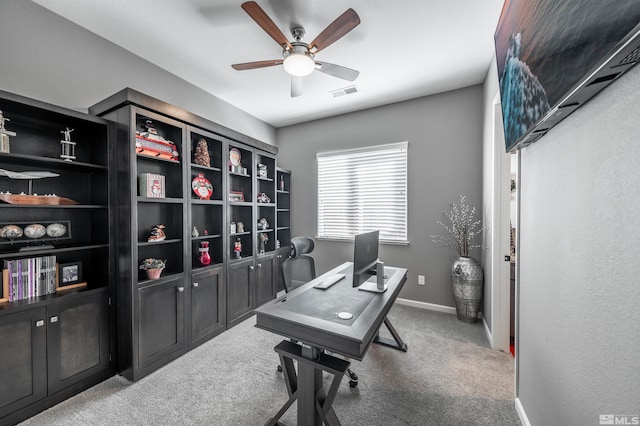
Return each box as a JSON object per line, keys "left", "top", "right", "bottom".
{"left": 347, "top": 368, "right": 358, "bottom": 387}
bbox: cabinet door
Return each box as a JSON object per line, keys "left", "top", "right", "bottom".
{"left": 0, "top": 308, "right": 47, "bottom": 419}
{"left": 137, "top": 278, "right": 185, "bottom": 373}
{"left": 47, "top": 289, "right": 110, "bottom": 395}
{"left": 226, "top": 258, "right": 254, "bottom": 328}
{"left": 190, "top": 267, "right": 225, "bottom": 346}
{"left": 254, "top": 255, "right": 275, "bottom": 307}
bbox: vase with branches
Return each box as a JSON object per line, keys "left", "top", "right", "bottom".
{"left": 431, "top": 195, "right": 483, "bottom": 257}
{"left": 431, "top": 195, "right": 484, "bottom": 323}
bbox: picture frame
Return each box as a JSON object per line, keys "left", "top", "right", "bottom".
{"left": 57, "top": 262, "right": 86, "bottom": 291}
{"left": 228, "top": 191, "right": 245, "bottom": 202}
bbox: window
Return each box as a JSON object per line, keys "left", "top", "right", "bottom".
{"left": 317, "top": 142, "right": 408, "bottom": 243}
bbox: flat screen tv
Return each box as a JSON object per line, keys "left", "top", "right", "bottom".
{"left": 495, "top": 0, "right": 640, "bottom": 152}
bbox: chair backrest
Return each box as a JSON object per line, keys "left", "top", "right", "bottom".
{"left": 281, "top": 237, "right": 316, "bottom": 292}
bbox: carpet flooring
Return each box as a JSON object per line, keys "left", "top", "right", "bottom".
{"left": 20, "top": 304, "right": 520, "bottom": 426}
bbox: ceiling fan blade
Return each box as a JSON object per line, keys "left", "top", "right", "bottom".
{"left": 241, "top": 1, "right": 292, "bottom": 50}
{"left": 232, "top": 60, "right": 283, "bottom": 70}
{"left": 315, "top": 61, "right": 359, "bottom": 81}
{"left": 291, "top": 76, "right": 303, "bottom": 97}
{"left": 309, "top": 8, "right": 360, "bottom": 53}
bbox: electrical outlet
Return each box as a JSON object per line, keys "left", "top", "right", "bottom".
{"left": 418, "top": 275, "right": 425, "bottom": 285}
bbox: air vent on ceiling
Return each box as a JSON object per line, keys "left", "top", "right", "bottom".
{"left": 330, "top": 86, "right": 359, "bottom": 98}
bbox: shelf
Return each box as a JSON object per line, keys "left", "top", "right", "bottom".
{"left": 138, "top": 238, "right": 182, "bottom": 247}
{"left": 276, "top": 190, "right": 289, "bottom": 194}
{"left": 229, "top": 201, "right": 252, "bottom": 207}
{"left": 136, "top": 153, "right": 181, "bottom": 165}
{"left": 257, "top": 176, "right": 273, "bottom": 182}
{"left": 257, "top": 203, "right": 276, "bottom": 207}
{"left": 191, "top": 163, "right": 221, "bottom": 173}
{"left": 277, "top": 208, "right": 289, "bottom": 212}
{"left": 137, "top": 271, "right": 183, "bottom": 287}
{"left": 137, "top": 197, "right": 183, "bottom": 204}
{"left": 0, "top": 243, "right": 110, "bottom": 259}
{"left": 277, "top": 227, "right": 290, "bottom": 231}
{"left": 190, "top": 199, "right": 223, "bottom": 205}
{"left": 0, "top": 204, "right": 107, "bottom": 209}
{"left": 0, "top": 152, "right": 108, "bottom": 171}
{"left": 229, "top": 171, "right": 251, "bottom": 178}
{"left": 257, "top": 229, "right": 274, "bottom": 233}
{"left": 191, "top": 234, "right": 222, "bottom": 240}
{"left": 229, "top": 232, "right": 251, "bottom": 237}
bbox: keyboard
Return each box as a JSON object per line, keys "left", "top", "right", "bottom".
{"left": 313, "top": 274, "right": 345, "bottom": 290}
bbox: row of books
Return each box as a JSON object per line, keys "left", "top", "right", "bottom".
{"left": 4, "top": 255, "right": 57, "bottom": 302}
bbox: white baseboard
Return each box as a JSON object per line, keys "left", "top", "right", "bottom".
{"left": 482, "top": 316, "right": 494, "bottom": 348}
{"left": 515, "top": 397, "right": 531, "bottom": 426}
{"left": 395, "top": 298, "right": 456, "bottom": 314}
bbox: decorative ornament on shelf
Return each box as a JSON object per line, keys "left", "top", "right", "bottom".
{"left": 431, "top": 195, "right": 485, "bottom": 323}
{"left": 198, "top": 241, "right": 211, "bottom": 266}
{"left": 229, "top": 147, "right": 242, "bottom": 173}
{"left": 147, "top": 224, "right": 166, "bottom": 242}
{"left": 0, "top": 110, "right": 17, "bottom": 153}
{"left": 60, "top": 127, "right": 76, "bottom": 162}
{"left": 135, "top": 119, "right": 179, "bottom": 161}
{"left": 236, "top": 222, "right": 244, "bottom": 233}
{"left": 230, "top": 221, "right": 236, "bottom": 234}
{"left": 257, "top": 192, "right": 271, "bottom": 203}
{"left": 192, "top": 173, "right": 213, "bottom": 200}
{"left": 139, "top": 258, "right": 166, "bottom": 280}
{"left": 258, "top": 218, "right": 269, "bottom": 230}
{"left": 234, "top": 237, "right": 242, "bottom": 259}
{"left": 194, "top": 138, "right": 210, "bottom": 167}
{"left": 192, "top": 226, "right": 199, "bottom": 237}
{"left": 257, "top": 163, "right": 268, "bottom": 178}
{"left": 280, "top": 175, "right": 285, "bottom": 191}
{"left": 259, "top": 232, "right": 269, "bottom": 254}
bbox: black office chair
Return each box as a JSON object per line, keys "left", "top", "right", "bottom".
{"left": 279, "top": 236, "right": 359, "bottom": 388}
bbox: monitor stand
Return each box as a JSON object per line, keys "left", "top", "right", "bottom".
{"left": 358, "top": 280, "right": 387, "bottom": 293}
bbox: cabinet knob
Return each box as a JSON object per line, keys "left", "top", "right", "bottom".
{"left": 36, "top": 320, "right": 44, "bottom": 327}
{"left": 178, "top": 286, "right": 185, "bottom": 292}
{"left": 50, "top": 316, "right": 58, "bottom": 323}
{"left": 193, "top": 282, "right": 199, "bottom": 288}
{"left": 249, "top": 265, "right": 255, "bottom": 270}
{"left": 257, "top": 263, "right": 262, "bottom": 268}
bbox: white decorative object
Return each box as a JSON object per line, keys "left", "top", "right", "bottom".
{"left": 60, "top": 127, "right": 76, "bottom": 161}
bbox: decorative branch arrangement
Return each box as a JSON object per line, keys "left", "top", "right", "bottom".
{"left": 431, "top": 195, "right": 483, "bottom": 257}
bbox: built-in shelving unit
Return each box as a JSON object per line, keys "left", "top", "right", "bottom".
{"left": 0, "top": 90, "right": 113, "bottom": 425}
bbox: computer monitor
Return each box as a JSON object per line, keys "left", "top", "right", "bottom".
{"left": 352, "top": 230, "right": 379, "bottom": 287}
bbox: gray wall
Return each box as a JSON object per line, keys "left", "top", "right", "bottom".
{"left": 277, "top": 86, "right": 484, "bottom": 305}
{"left": 0, "top": 0, "right": 275, "bottom": 145}
{"left": 507, "top": 61, "right": 640, "bottom": 422}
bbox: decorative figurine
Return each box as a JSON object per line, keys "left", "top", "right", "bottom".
{"left": 259, "top": 232, "right": 268, "bottom": 254}
{"left": 192, "top": 226, "right": 199, "bottom": 237}
{"left": 192, "top": 173, "right": 213, "bottom": 200}
{"left": 280, "top": 175, "right": 285, "bottom": 191}
{"left": 229, "top": 148, "right": 242, "bottom": 173}
{"left": 194, "top": 138, "right": 210, "bottom": 167}
{"left": 148, "top": 224, "right": 166, "bottom": 242}
{"left": 203, "top": 229, "right": 209, "bottom": 235}
{"left": 60, "top": 127, "right": 76, "bottom": 161}
{"left": 236, "top": 222, "right": 244, "bottom": 233}
{"left": 198, "top": 241, "right": 211, "bottom": 266}
{"left": 135, "top": 119, "right": 179, "bottom": 161}
{"left": 258, "top": 218, "right": 269, "bottom": 230}
{"left": 257, "top": 192, "right": 271, "bottom": 203}
{"left": 230, "top": 222, "right": 236, "bottom": 234}
{"left": 234, "top": 238, "right": 242, "bottom": 259}
{"left": 257, "top": 163, "right": 268, "bottom": 178}
{"left": 0, "top": 110, "right": 16, "bottom": 153}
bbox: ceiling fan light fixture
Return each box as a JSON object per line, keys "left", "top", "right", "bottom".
{"left": 283, "top": 46, "right": 315, "bottom": 77}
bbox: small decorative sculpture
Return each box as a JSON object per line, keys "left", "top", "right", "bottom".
{"left": 258, "top": 218, "right": 269, "bottom": 230}
{"left": 192, "top": 226, "right": 199, "bottom": 237}
{"left": 234, "top": 238, "right": 242, "bottom": 259}
{"left": 148, "top": 224, "right": 166, "bottom": 242}
{"left": 198, "top": 241, "right": 211, "bottom": 266}
{"left": 257, "top": 163, "right": 268, "bottom": 178}
{"left": 257, "top": 192, "right": 271, "bottom": 203}
{"left": 230, "top": 222, "right": 236, "bottom": 234}
{"left": 60, "top": 127, "right": 76, "bottom": 162}
{"left": 259, "top": 232, "right": 268, "bottom": 254}
{"left": 236, "top": 222, "right": 244, "bottom": 233}
{"left": 0, "top": 110, "right": 16, "bottom": 153}
{"left": 194, "top": 138, "right": 210, "bottom": 167}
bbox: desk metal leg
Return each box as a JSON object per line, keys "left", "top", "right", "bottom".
{"left": 267, "top": 340, "right": 350, "bottom": 426}
{"left": 374, "top": 317, "right": 408, "bottom": 352}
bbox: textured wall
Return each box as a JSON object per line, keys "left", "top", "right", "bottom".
{"left": 516, "top": 64, "right": 640, "bottom": 424}
{"left": 0, "top": 1, "right": 275, "bottom": 144}
{"left": 276, "top": 86, "right": 484, "bottom": 306}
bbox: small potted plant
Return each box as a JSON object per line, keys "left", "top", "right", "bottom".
{"left": 139, "top": 258, "right": 166, "bottom": 280}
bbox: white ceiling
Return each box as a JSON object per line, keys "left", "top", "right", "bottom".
{"left": 32, "top": 0, "right": 504, "bottom": 128}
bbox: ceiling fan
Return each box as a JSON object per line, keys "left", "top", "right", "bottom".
{"left": 232, "top": 1, "right": 361, "bottom": 97}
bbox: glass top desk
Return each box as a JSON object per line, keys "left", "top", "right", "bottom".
{"left": 255, "top": 261, "right": 408, "bottom": 426}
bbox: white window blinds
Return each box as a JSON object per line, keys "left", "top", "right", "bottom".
{"left": 317, "top": 142, "right": 408, "bottom": 243}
